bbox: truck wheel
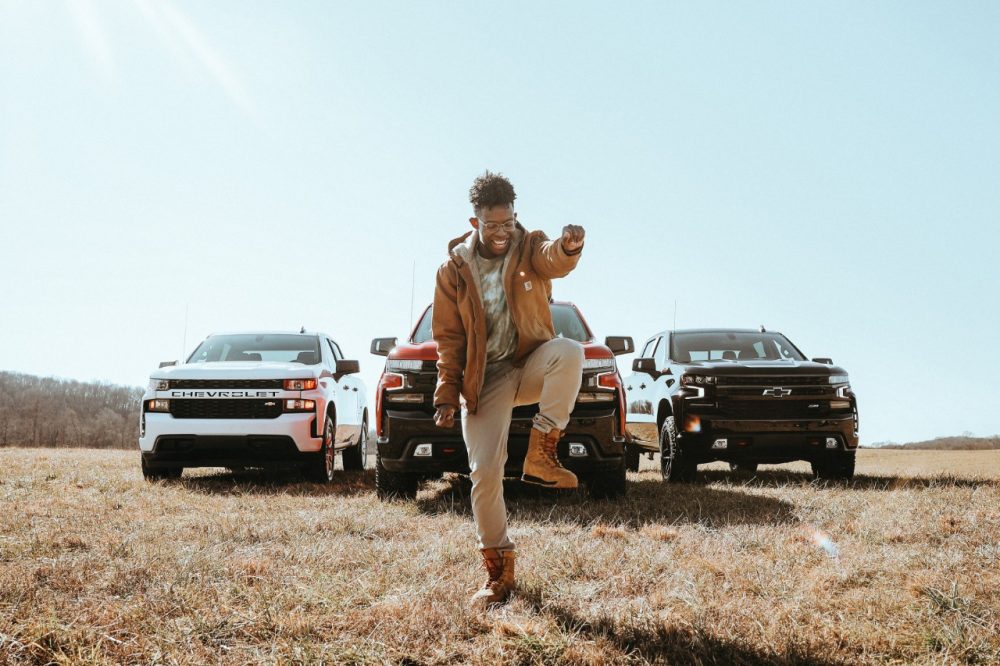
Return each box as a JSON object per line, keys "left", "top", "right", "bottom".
{"left": 342, "top": 418, "right": 369, "bottom": 471}
{"left": 660, "top": 416, "right": 697, "bottom": 483}
{"left": 811, "top": 451, "right": 856, "bottom": 481}
{"left": 375, "top": 450, "right": 419, "bottom": 500}
{"left": 141, "top": 456, "right": 182, "bottom": 481}
{"left": 304, "top": 415, "right": 336, "bottom": 483}
{"left": 729, "top": 462, "right": 758, "bottom": 473}
{"left": 624, "top": 442, "right": 641, "bottom": 472}
{"left": 586, "top": 456, "right": 627, "bottom": 499}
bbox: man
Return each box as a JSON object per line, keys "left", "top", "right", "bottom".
{"left": 432, "top": 171, "right": 585, "bottom": 608}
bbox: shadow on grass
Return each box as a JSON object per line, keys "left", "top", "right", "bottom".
{"left": 415, "top": 474, "right": 797, "bottom": 529}
{"left": 169, "top": 467, "right": 376, "bottom": 497}
{"left": 701, "top": 468, "right": 997, "bottom": 490}
{"left": 518, "top": 585, "right": 845, "bottom": 666}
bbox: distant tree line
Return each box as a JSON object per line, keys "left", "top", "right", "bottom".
{"left": 872, "top": 435, "right": 1000, "bottom": 450}
{"left": 0, "top": 371, "right": 142, "bottom": 449}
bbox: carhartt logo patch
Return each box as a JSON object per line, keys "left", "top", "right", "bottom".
{"left": 524, "top": 281, "right": 532, "bottom": 292}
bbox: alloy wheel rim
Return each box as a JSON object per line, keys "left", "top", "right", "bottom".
{"left": 325, "top": 419, "right": 335, "bottom": 479}
{"left": 662, "top": 434, "right": 674, "bottom": 477}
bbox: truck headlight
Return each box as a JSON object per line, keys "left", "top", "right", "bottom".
{"left": 285, "top": 399, "right": 316, "bottom": 412}
{"left": 582, "top": 358, "right": 615, "bottom": 372}
{"left": 387, "top": 359, "right": 423, "bottom": 372}
{"left": 829, "top": 374, "right": 849, "bottom": 384}
{"left": 284, "top": 379, "right": 318, "bottom": 390}
{"left": 681, "top": 375, "right": 717, "bottom": 386}
{"left": 147, "top": 399, "right": 170, "bottom": 412}
{"left": 149, "top": 379, "right": 169, "bottom": 391}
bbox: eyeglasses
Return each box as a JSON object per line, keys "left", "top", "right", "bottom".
{"left": 479, "top": 220, "right": 516, "bottom": 233}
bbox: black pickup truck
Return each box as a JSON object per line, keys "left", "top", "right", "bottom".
{"left": 624, "top": 328, "right": 859, "bottom": 481}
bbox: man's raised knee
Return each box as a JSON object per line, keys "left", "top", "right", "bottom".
{"left": 548, "top": 337, "right": 584, "bottom": 368}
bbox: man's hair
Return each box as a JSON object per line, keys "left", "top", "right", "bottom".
{"left": 469, "top": 171, "right": 516, "bottom": 213}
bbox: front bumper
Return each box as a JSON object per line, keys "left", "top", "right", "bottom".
{"left": 678, "top": 413, "right": 858, "bottom": 464}
{"left": 378, "top": 406, "right": 625, "bottom": 476}
{"left": 139, "top": 412, "right": 322, "bottom": 456}
{"left": 142, "top": 435, "right": 317, "bottom": 469}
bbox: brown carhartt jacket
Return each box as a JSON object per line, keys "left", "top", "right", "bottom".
{"left": 432, "top": 224, "right": 582, "bottom": 414}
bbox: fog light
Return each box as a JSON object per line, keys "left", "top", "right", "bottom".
{"left": 568, "top": 443, "right": 588, "bottom": 457}
{"left": 825, "top": 437, "right": 838, "bottom": 449}
{"left": 712, "top": 438, "right": 728, "bottom": 450}
{"left": 414, "top": 443, "right": 433, "bottom": 457}
{"left": 684, "top": 415, "right": 701, "bottom": 433}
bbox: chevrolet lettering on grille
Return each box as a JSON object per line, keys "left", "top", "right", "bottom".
{"left": 762, "top": 387, "right": 793, "bottom": 397}
{"left": 169, "top": 390, "right": 282, "bottom": 398}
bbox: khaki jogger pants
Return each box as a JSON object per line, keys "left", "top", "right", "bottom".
{"left": 461, "top": 337, "right": 584, "bottom": 551}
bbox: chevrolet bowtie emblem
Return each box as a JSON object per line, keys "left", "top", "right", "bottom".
{"left": 762, "top": 387, "right": 792, "bottom": 397}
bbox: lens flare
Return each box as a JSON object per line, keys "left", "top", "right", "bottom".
{"left": 811, "top": 528, "right": 840, "bottom": 559}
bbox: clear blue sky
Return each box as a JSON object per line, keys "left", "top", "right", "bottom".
{"left": 1, "top": 1, "right": 998, "bottom": 444}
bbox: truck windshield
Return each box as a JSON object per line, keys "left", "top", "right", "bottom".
{"left": 671, "top": 331, "right": 806, "bottom": 362}
{"left": 187, "top": 334, "right": 322, "bottom": 364}
{"left": 411, "top": 304, "right": 593, "bottom": 344}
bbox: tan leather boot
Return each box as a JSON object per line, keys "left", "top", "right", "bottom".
{"left": 470, "top": 548, "right": 516, "bottom": 608}
{"left": 521, "top": 427, "right": 578, "bottom": 489}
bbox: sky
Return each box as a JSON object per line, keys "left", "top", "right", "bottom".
{"left": 1, "top": 1, "right": 998, "bottom": 445}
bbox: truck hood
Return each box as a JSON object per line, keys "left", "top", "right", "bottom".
{"left": 681, "top": 359, "right": 848, "bottom": 375}
{"left": 388, "top": 339, "right": 612, "bottom": 361}
{"left": 151, "top": 362, "right": 319, "bottom": 380}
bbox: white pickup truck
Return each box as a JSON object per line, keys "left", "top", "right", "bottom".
{"left": 139, "top": 331, "right": 368, "bottom": 482}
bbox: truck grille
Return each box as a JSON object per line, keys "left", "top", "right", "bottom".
{"left": 718, "top": 376, "right": 828, "bottom": 387}
{"left": 170, "top": 379, "right": 284, "bottom": 389}
{"left": 169, "top": 399, "right": 283, "bottom": 419}
{"left": 721, "top": 386, "right": 833, "bottom": 397}
{"left": 407, "top": 372, "right": 438, "bottom": 391}
{"left": 718, "top": 400, "right": 830, "bottom": 419}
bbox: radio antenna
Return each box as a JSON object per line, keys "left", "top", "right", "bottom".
{"left": 409, "top": 259, "right": 416, "bottom": 331}
{"left": 182, "top": 303, "right": 189, "bottom": 359}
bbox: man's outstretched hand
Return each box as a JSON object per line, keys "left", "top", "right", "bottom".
{"left": 562, "top": 225, "right": 585, "bottom": 253}
{"left": 434, "top": 405, "right": 456, "bottom": 429}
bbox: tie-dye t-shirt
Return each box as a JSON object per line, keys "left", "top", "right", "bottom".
{"left": 473, "top": 252, "right": 518, "bottom": 364}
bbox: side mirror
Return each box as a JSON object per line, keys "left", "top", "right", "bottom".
{"left": 604, "top": 336, "right": 634, "bottom": 356}
{"left": 336, "top": 359, "right": 360, "bottom": 375}
{"left": 631, "top": 357, "right": 659, "bottom": 377}
{"left": 812, "top": 357, "right": 833, "bottom": 365}
{"left": 158, "top": 360, "right": 177, "bottom": 368}
{"left": 370, "top": 337, "right": 397, "bottom": 356}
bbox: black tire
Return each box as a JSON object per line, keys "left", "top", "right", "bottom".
{"left": 811, "top": 451, "right": 856, "bottom": 481}
{"left": 659, "top": 416, "right": 697, "bottom": 483}
{"left": 375, "top": 449, "right": 419, "bottom": 500}
{"left": 729, "top": 462, "right": 758, "bottom": 473}
{"left": 587, "top": 456, "right": 628, "bottom": 499}
{"left": 304, "top": 415, "right": 336, "bottom": 483}
{"left": 141, "top": 456, "right": 182, "bottom": 481}
{"left": 342, "top": 418, "right": 369, "bottom": 471}
{"left": 624, "top": 442, "right": 641, "bottom": 473}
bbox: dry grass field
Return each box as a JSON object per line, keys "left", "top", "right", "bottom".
{"left": 1, "top": 448, "right": 998, "bottom": 665}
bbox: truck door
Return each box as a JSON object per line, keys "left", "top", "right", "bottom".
{"left": 328, "top": 339, "right": 361, "bottom": 442}
{"left": 625, "top": 335, "right": 662, "bottom": 445}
